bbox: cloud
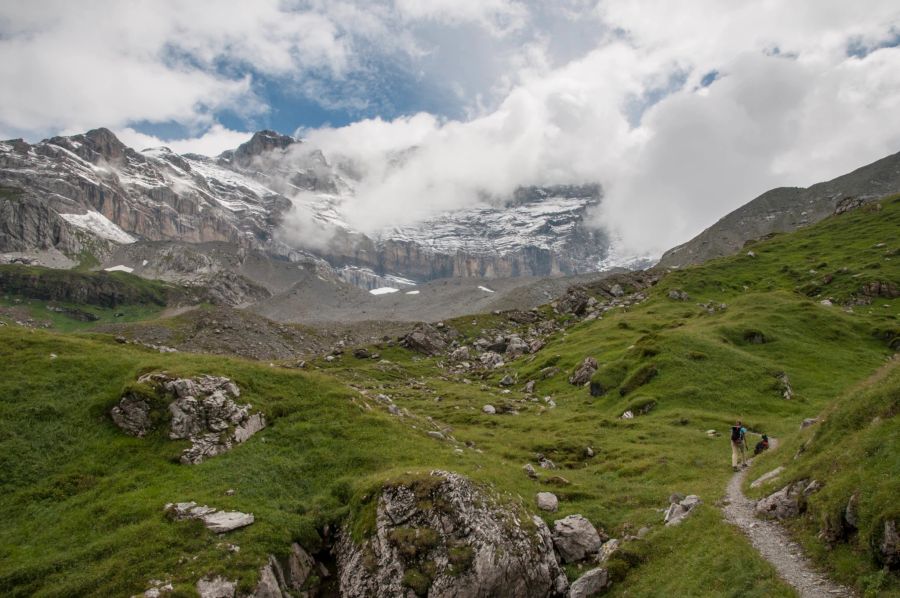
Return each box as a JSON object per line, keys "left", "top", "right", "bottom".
{"left": 116, "top": 124, "right": 253, "bottom": 156}
{"left": 280, "top": 0, "right": 900, "bottom": 259}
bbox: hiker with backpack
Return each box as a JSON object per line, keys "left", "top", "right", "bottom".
{"left": 731, "top": 420, "right": 748, "bottom": 471}
{"left": 754, "top": 434, "right": 770, "bottom": 455}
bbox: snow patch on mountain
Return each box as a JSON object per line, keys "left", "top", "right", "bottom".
{"left": 58, "top": 211, "right": 137, "bottom": 244}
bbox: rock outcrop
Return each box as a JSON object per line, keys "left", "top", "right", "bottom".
{"left": 755, "top": 479, "right": 820, "bottom": 521}
{"left": 567, "top": 568, "right": 610, "bottom": 598}
{"left": 664, "top": 494, "right": 702, "bottom": 526}
{"left": 111, "top": 372, "right": 265, "bottom": 464}
{"left": 569, "top": 357, "right": 599, "bottom": 386}
{"left": 165, "top": 501, "right": 254, "bottom": 533}
{"left": 335, "top": 470, "right": 568, "bottom": 597}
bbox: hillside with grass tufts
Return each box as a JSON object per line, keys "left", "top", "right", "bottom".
{"left": 0, "top": 195, "right": 897, "bottom": 597}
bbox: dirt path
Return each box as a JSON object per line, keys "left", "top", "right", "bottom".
{"left": 723, "top": 441, "right": 855, "bottom": 597}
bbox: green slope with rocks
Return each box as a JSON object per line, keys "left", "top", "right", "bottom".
{"left": 0, "top": 195, "right": 897, "bottom": 597}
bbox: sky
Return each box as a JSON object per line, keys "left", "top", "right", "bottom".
{"left": 2, "top": 1, "right": 900, "bottom": 256}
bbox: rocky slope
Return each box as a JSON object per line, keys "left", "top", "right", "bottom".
{"left": 0, "top": 129, "right": 612, "bottom": 288}
{"left": 658, "top": 150, "right": 900, "bottom": 268}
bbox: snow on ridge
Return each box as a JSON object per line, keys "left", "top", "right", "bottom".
{"left": 58, "top": 211, "right": 136, "bottom": 244}
{"left": 478, "top": 285, "right": 495, "bottom": 293}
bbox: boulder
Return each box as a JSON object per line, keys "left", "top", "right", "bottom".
{"left": 402, "top": 324, "right": 447, "bottom": 356}
{"left": 165, "top": 502, "right": 254, "bottom": 533}
{"left": 335, "top": 470, "right": 568, "bottom": 597}
{"left": 252, "top": 557, "right": 286, "bottom": 598}
{"left": 552, "top": 515, "right": 602, "bottom": 563}
{"left": 196, "top": 577, "right": 236, "bottom": 598}
{"left": 523, "top": 463, "right": 538, "bottom": 479}
{"left": 558, "top": 287, "right": 590, "bottom": 316}
{"left": 568, "top": 568, "right": 610, "bottom": 598}
{"left": 597, "top": 538, "right": 620, "bottom": 562}
{"left": 450, "top": 346, "right": 471, "bottom": 361}
{"left": 287, "top": 543, "right": 316, "bottom": 590}
{"left": 505, "top": 335, "right": 530, "bottom": 357}
{"left": 111, "top": 373, "right": 265, "bottom": 464}
{"left": 755, "top": 481, "right": 810, "bottom": 520}
{"left": 536, "top": 492, "right": 559, "bottom": 512}
{"left": 569, "top": 357, "right": 599, "bottom": 386}
{"left": 482, "top": 404, "right": 496, "bottom": 415}
{"left": 524, "top": 380, "right": 536, "bottom": 394}
{"left": 480, "top": 351, "right": 505, "bottom": 369}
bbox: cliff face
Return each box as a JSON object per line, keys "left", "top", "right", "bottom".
{"left": 0, "top": 129, "right": 611, "bottom": 285}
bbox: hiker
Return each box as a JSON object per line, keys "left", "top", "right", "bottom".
{"left": 754, "top": 434, "right": 769, "bottom": 455}
{"left": 731, "top": 420, "right": 747, "bottom": 471}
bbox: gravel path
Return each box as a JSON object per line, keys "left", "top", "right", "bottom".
{"left": 722, "top": 442, "right": 855, "bottom": 597}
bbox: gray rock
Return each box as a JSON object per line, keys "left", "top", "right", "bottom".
{"left": 667, "top": 289, "right": 689, "bottom": 301}
{"left": 480, "top": 351, "right": 505, "bottom": 369}
{"left": 499, "top": 374, "right": 516, "bottom": 387}
{"left": 251, "top": 556, "right": 286, "bottom": 598}
{"left": 335, "top": 470, "right": 567, "bottom": 597}
{"left": 597, "top": 538, "right": 620, "bottom": 562}
{"left": 450, "top": 346, "right": 471, "bottom": 361}
{"left": 800, "top": 417, "right": 818, "bottom": 429}
{"left": 196, "top": 576, "right": 236, "bottom": 598}
{"left": 287, "top": 543, "right": 315, "bottom": 590}
{"left": 110, "top": 395, "right": 152, "bottom": 437}
{"left": 569, "top": 357, "right": 599, "bottom": 386}
{"left": 505, "top": 335, "right": 530, "bottom": 357}
{"left": 844, "top": 492, "right": 860, "bottom": 529}
{"left": 402, "top": 324, "right": 447, "bottom": 356}
{"left": 427, "top": 431, "right": 446, "bottom": 440}
{"left": 664, "top": 495, "right": 702, "bottom": 526}
{"left": 202, "top": 511, "right": 255, "bottom": 533}
{"left": 523, "top": 463, "right": 538, "bottom": 479}
{"left": 111, "top": 373, "right": 265, "bottom": 464}
{"left": 878, "top": 520, "right": 899, "bottom": 569}
{"left": 568, "top": 567, "right": 609, "bottom": 598}
{"left": 751, "top": 466, "right": 785, "bottom": 489}
{"left": 482, "top": 404, "right": 496, "bottom": 415}
{"left": 552, "top": 515, "right": 602, "bottom": 563}
{"left": 755, "top": 481, "right": 807, "bottom": 520}
{"left": 524, "top": 380, "right": 536, "bottom": 394}
{"left": 536, "top": 492, "right": 559, "bottom": 512}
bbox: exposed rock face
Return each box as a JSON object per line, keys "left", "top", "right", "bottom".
{"left": 196, "top": 577, "right": 236, "bottom": 598}
{"left": 878, "top": 520, "right": 900, "bottom": 570}
{"left": 664, "top": 494, "right": 702, "bottom": 526}
{"left": 335, "top": 470, "right": 568, "bottom": 597}
{"left": 567, "top": 568, "right": 610, "bottom": 598}
{"left": 755, "top": 480, "right": 820, "bottom": 520}
{"left": 110, "top": 372, "right": 265, "bottom": 464}
{"left": 551, "top": 515, "right": 602, "bottom": 563}
{"left": 569, "top": 357, "right": 599, "bottom": 386}
{"left": 658, "top": 150, "right": 900, "bottom": 269}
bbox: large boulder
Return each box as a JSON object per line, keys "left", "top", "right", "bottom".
{"left": 755, "top": 480, "right": 818, "bottom": 520}
{"left": 336, "top": 471, "right": 568, "bottom": 597}
{"left": 557, "top": 287, "right": 590, "bottom": 316}
{"left": 663, "top": 495, "right": 701, "bottom": 526}
{"left": 111, "top": 373, "right": 265, "bottom": 464}
{"left": 569, "top": 357, "right": 599, "bottom": 386}
{"left": 552, "top": 515, "right": 602, "bottom": 563}
{"left": 402, "top": 324, "right": 448, "bottom": 356}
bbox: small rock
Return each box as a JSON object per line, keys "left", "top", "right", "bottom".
{"left": 524, "top": 380, "right": 536, "bottom": 394}
{"left": 427, "top": 431, "right": 445, "bottom": 441}
{"left": 584, "top": 446, "right": 594, "bottom": 458}
{"left": 499, "top": 374, "right": 515, "bottom": 387}
{"left": 568, "top": 567, "right": 610, "bottom": 598}
{"left": 536, "top": 492, "right": 559, "bottom": 512}
{"left": 523, "top": 463, "right": 538, "bottom": 479}
{"left": 620, "top": 410, "right": 634, "bottom": 419}
{"left": 597, "top": 538, "right": 620, "bottom": 562}
{"left": 202, "top": 511, "right": 255, "bottom": 533}
{"left": 482, "top": 404, "right": 496, "bottom": 415}
{"left": 196, "top": 576, "right": 236, "bottom": 598}
{"left": 800, "top": 417, "right": 818, "bottom": 429}
{"left": 569, "top": 357, "right": 599, "bottom": 386}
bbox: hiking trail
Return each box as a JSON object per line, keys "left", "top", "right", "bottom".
{"left": 722, "top": 440, "right": 856, "bottom": 597}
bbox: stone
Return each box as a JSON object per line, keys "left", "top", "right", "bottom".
{"left": 568, "top": 567, "right": 609, "bottom": 598}
{"left": 402, "top": 324, "right": 447, "bottom": 356}
{"left": 112, "top": 373, "right": 265, "bottom": 465}
{"left": 499, "top": 374, "right": 516, "bottom": 387}
{"left": 524, "top": 380, "right": 536, "bottom": 394}
{"left": 427, "top": 431, "right": 445, "bottom": 440}
{"left": 110, "top": 395, "right": 153, "bottom": 437}
{"left": 755, "top": 481, "right": 807, "bottom": 520}
{"left": 844, "top": 492, "right": 860, "bottom": 529}
{"left": 558, "top": 287, "right": 590, "bottom": 316}
{"left": 482, "top": 404, "right": 496, "bottom": 415}
{"left": 750, "top": 466, "right": 785, "bottom": 489}
{"left": 287, "top": 543, "right": 315, "bottom": 590}
{"left": 569, "top": 356, "right": 599, "bottom": 386}
{"left": 668, "top": 493, "right": 685, "bottom": 505}
{"left": 202, "top": 511, "right": 255, "bottom": 533}
{"left": 667, "top": 289, "right": 689, "bottom": 301}
{"left": 584, "top": 446, "right": 594, "bottom": 458}
{"left": 353, "top": 347, "right": 371, "bottom": 359}
{"left": 335, "top": 470, "right": 568, "bottom": 597}
{"left": 480, "top": 351, "right": 505, "bottom": 369}
{"left": 552, "top": 514, "right": 602, "bottom": 562}
{"left": 620, "top": 410, "right": 634, "bottom": 419}
{"left": 878, "top": 520, "right": 899, "bottom": 569}
{"left": 800, "top": 417, "right": 818, "bottom": 429}
{"left": 523, "top": 463, "right": 538, "bottom": 479}
{"left": 251, "top": 556, "right": 285, "bottom": 598}
{"left": 196, "top": 576, "right": 236, "bottom": 598}
{"left": 536, "top": 491, "right": 559, "bottom": 512}
{"left": 664, "top": 495, "right": 702, "bottom": 526}
{"left": 450, "top": 346, "right": 470, "bottom": 361}
{"left": 597, "top": 538, "right": 620, "bottom": 562}
{"left": 505, "top": 335, "right": 530, "bottom": 357}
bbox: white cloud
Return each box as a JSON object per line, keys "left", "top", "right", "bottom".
{"left": 394, "top": 0, "right": 528, "bottom": 35}
{"left": 117, "top": 124, "right": 253, "bottom": 156}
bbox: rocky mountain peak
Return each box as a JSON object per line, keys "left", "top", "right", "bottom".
{"left": 45, "top": 127, "right": 130, "bottom": 164}
{"left": 227, "top": 129, "right": 296, "bottom": 168}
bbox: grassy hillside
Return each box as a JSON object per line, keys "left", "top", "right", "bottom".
{"left": 0, "top": 196, "right": 896, "bottom": 596}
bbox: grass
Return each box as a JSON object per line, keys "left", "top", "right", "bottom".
{"left": 0, "top": 195, "right": 897, "bottom": 596}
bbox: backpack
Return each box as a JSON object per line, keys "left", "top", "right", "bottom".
{"left": 731, "top": 426, "right": 742, "bottom": 442}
